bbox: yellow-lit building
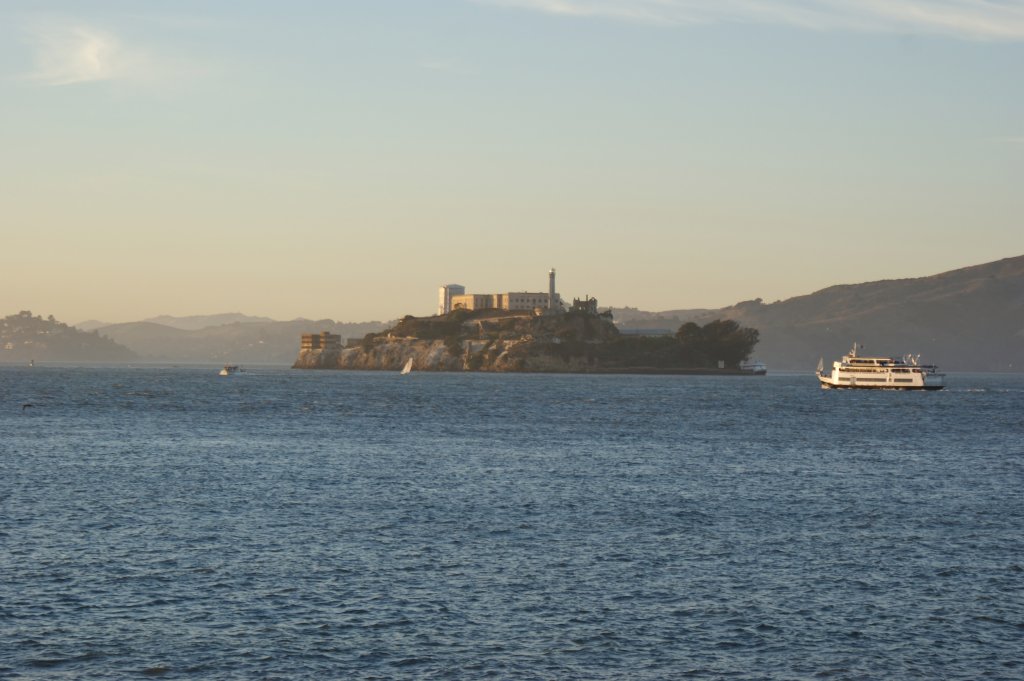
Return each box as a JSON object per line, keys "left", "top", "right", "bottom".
{"left": 448, "top": 269, "right": 561, "bottom": 313}
{"left": 301, "top": 331, "right": 341, "bottom": 351}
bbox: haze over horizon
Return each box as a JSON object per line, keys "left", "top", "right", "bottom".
{"left": 2, "top": 1, "right": 1021, "bottom": 324}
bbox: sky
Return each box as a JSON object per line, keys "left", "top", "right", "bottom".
{"left": 1, "top": 0, "right": 1022, "bottom": 324}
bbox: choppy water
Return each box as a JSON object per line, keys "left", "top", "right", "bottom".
{"left": 1, "top": 366, "right": 1022, "bottom": 679}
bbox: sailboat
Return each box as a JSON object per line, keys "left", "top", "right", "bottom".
{"left": 400, "top": 358, "right": 414, "bottom": 375}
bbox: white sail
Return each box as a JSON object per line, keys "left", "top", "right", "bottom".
{"left": 400, "top": 358, "right": 414, "bottom": 375}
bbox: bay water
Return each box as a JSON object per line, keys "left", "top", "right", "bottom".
{"left": 2, "top": 367, "right": 1022, "bottom": 679}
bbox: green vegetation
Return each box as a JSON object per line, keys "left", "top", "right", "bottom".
{"left": 675, "top": 319, "right": 760, "bottom": 368}
{"left": 538, "top": 317, "right": 759, "bottom": 370}
{"left": 595, "top": 335, "right": 681, "bottom": 368}
{"left": 386, "top": 311, "right": 469, "bottom": 341}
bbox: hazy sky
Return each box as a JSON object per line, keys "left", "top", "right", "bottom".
{"left": 2, "top": 1, "right": 1022, "bottom": 323}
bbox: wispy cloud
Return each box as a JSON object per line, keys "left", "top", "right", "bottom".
{"left": 19, "top": 16, "right": 215, "bottom": 89}
{"left": 475, "top": 0, "right": 1024, "bottom": 41}
{"left": 23, "top": 20, "right": 149, "bottom": 86}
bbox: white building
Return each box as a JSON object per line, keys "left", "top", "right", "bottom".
{"left": 438, "top": 284, "right": 466, "bottom": 315}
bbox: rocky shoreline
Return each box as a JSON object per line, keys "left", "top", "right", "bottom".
{"left": 293, "top": 338, "right": 596, "bottom": 373}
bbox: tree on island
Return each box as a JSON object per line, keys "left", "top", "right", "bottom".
{"left": 675, "top": 319, "right": 759, "bottom": 368}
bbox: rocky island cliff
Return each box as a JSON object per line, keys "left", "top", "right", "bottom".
{"left": 293, "top": 309, "right": 759, "bottom": 374}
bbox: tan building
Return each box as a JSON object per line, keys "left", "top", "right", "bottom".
{"left": 301, "top": 331, "right": 341, "bottom": 351}
{"left": 450, "top": 292, "right": 556, "bottom": 312}
{"left": 503, "top": 292, "right": 555, "bottom": 311}
{"left": 450, "top": 293, "right": 497, "bottom": 311}
{"left": 447, "top": 269, "right": 562, "bottom": 313}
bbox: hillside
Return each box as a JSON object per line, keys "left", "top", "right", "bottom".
{"left": 142, "top": 313, "right": 276, "bottom": 330}
{"left": 18, "top": 255, "right": 1023, "bottom": 370}
{"left": 640, "top": 255, "right": 1024, "bottom": 371}
{"left": 0, "top": 311, "right": 136, "bottom": 363}
{"left": 97, "top": 318, "right": 388, "bottom": 364}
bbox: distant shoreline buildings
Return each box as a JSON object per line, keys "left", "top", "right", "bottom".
{"left": 438, "top": 269, "right": 563, "bottom": 315}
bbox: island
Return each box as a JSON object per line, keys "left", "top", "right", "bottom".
{"left": 293, "top": 306, "right": 760, "bottom": 375}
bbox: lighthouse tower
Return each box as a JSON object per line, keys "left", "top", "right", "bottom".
{"left": 548, "top": 268, "right": 557, "bottom": 311}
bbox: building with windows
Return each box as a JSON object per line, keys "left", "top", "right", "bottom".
{"left": 300, "top": 331, "right": 341, "bottom": 351}
{"left": 446, "top": 269, "right": 562, "bottom": 313}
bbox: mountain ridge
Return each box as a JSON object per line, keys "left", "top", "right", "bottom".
{"left": 617, "top": 255, "right": 1024, "bottom": 371}
{"left": 17, "top": 254, "right": 1024, "bottom": 370}
{"left": 141, "top": 313, "right": 277, "bottom": 330}
{"left": 94, "top": 318, "right": 388, "bottom": 365}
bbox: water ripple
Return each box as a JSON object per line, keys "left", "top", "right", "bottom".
{"left": 1, "top": 367, "right": 1021, "bottom": 678}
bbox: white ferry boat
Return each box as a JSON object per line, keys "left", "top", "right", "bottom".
{"left": 817, "top": 343, "right": 944, "bottom": 390}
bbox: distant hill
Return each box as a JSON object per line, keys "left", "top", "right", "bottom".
{"left": 0, "top": 311, "right": 136, "bottom": 363}
{"left": 141, "top": 313, "right": 277, "bottom": 331}
{"left": 97, "top": 318, "right": 388, "bottom": 364}
{"left": 19, "top": 255, "right": 1024, "bottom": 369}
{"left": 609, "top": 306, "right": 713, "bottom": 331}
{"left": 73, "top": 319, "right": 112, "bottom": 332}
{"left": 622, "top": 255, "right": 1024, "bottom": 372}
{"left": 73, "top": 314, "right": 276, "bottom": 332}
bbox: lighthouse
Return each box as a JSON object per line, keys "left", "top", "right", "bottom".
{"left": 548, "top": 268, "right": 557, "bottom": 311}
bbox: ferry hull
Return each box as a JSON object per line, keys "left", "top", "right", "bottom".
{"left": 818, "top": 376, "right": 944, "bottom": 390}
